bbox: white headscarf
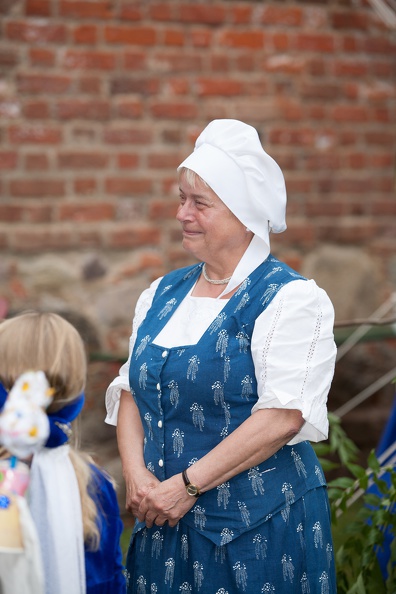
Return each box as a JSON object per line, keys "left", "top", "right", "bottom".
{"left": 177, "top": 119, "right": 287, "bottom": 296}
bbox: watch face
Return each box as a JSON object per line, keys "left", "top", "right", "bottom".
{"left": 186, "top": 484, "right": 199, "bottom": 496}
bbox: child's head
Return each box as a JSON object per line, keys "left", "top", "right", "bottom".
{"left": 0, "top": 311, "right": 87, "bottom": 413}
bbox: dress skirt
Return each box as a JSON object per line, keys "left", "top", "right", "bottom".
{"left": 125, "top": 486, "right": 336, "bottom": 594}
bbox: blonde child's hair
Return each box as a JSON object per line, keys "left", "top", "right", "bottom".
{"left": 0, "top": 311, "right": 101, "bottom": 550}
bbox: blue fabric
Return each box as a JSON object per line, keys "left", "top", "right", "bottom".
{"left": 127, "top": 256, "right": 336, "bottom": 592}
{"left": 46, "top": 392, "right": 85, "bottom": 448}
{"left": 0, "top": 381, "right": 8, "bottom": 410}
{"left": 85, "top": 465, "right": 126, "bottom": 594}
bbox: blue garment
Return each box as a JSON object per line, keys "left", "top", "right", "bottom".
{"left": 85, "top": 465, "right": 126, "bottom": 594}
{"left": 127, "top": 256, "right": 336, "bottom": 593}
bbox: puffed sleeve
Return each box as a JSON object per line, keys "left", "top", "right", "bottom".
{"left": 251, "top": 279, "right": 336, "bottom": 444}
{"left": 104, "top": 278, "right": 161, "bottom": 425}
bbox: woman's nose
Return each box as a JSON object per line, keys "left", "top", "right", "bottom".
{"left": 176, "top": 201, "right": 193, "bottom": 221}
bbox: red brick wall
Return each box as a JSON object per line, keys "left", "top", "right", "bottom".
{"left": 0, "top": 0, "right": 395, "bottom": 345}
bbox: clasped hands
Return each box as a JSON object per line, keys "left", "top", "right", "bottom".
{"left": 126, "top": 469, "right": 197, "bottom": 528}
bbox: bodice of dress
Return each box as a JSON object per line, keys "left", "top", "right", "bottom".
{"left": 129, "top": 256, "right": 327, "bottom": 545}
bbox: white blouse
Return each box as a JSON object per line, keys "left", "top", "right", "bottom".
{"left": 105, "top": 275, "right": 337, "bottom": 445}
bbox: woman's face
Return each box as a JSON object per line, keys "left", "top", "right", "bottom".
{"left": 176, "top": 173, "right": 249, "bottom": 266}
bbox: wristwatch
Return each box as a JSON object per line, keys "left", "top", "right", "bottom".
{"left": 182, "top": 469, "right": 201, "bottom": 497}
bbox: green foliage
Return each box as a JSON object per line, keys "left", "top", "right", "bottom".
{"left": 313, "top": 414, "right": 396, "bottom": 593}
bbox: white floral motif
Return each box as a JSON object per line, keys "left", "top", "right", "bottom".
{"left": 172, "top": 428, "right": 184, "bottom": 457}
{"left": 139, "top": 362, "right": 148, "bottom": 389}
{"left": 319, "top": 571, "right": 329, "bottom": 594}
{"left": 216, "top": 329, "right": 229, "bottom": 357}
{"left": 168, "top": 380, "right": 179, "bottom": 408}
{"left": 301, "top": 572, "right": 310, "bottom": 593}
{"left": 137, "top": 575, "right": 146, "bottom": 594}
{"left": 151, "top": 585, "right": 158, "bottom": 594}
{"left": 158, "top": 298, "right": 177, "bottom": 320}
{"left": 147, "top": 461, "right": 154, "bottom": 473}
{"left": 248, "top": 467, "right": 265, "bottom": 495}
{"left": 160, "top": 284, "right": 172, "bottom": 295}
{"left": 139, "top": 528, "right": 148, "bottom": 553}
{"left": 264, "top": 266, "right": 283, "bottom": 279}
{"left": 253, "top": 534, "right": 267, "bottom": 560}
{"left": 241, "top": 375, "right": 253, "bottom": 399}
{"left": 190, "top": 402, "right": 205, "bottom": 431}
{"left": 223, "top": 356, "right": 230, "bottom": 382}
{"left": 281, "top": 554, "right": 294, "bottom": 583}
{"left": 215, "top": 528, "right": 234, "bottom": 563}
{"left": 164, "top": 558, "right": 175, "bottom": 587}
{"left": 181, "top": 534, "right": 188, "bottom": 560}
{"left": 135, "top": 335, "right": 151, "bottom": 359}
{"left": 281, "top": 483, "right": 295, "bottom": 523}
{"left": 193, "top": 561, "right": 204, "bottom": 590}
{"left": 291, "top": 448, "right": 307, "bottom": 478}
{"left": 235, "top": 278, "right": 251, "bottom": 296}
{"left": 216, "top": 589, "right": 229, "bottom": 594}
{"left": 233, "top": 561, "right": 248, "bottom": 591}
{"left": 236, "top": 331, "right": 249, "bottom": 353}
{"left": 326, "top": 543, "right": 333, "bottom": 567}
{"left": 212, "top": 381, "right": 225, "bottom": 406}
{"left": 193, "top": 505, "right": 206, "bottom": 530}
{"left": 151, "top": 530, "right": 163, "bottom": 559}
{"left": 234, "top": 292, "right": 250, "bottom": 312}
{"left": 217, "top": 482, "right": 231, "bottom": 509}
{"left": 238, "top": 501, "right": 251, "bottom": 527}
{"left": 209, "top": 312, "right": 227, "bottom": 334}
{"left": 313, "top": 521, "right": 323, "bottom": 548}
{"left": 261, "top": 283, "right": 280, "bottom": 306}
{"left": 297, "top": 523, "right": 305, "bottom": 548}
{"left": 144, "top": 412, "right": 153, "bottom": 440}
{"left": 179, "top": 582, "right": 192, "bottom": 592}
{"left": 187, "top": 355, "right": 200, "bottom": 381}
{"left": 220, "top": 427, "right": 228, "bottom": 440}
{"left": 261, "top": 584, "right": 275, "bottom": 593}
{"left": 223, "top": 403, "right": 231, "bottom": 427}
{"left": 315, "top": 465, "right": 326, "bottom": 485}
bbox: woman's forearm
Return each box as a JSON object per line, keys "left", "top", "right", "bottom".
{"left": 186, "top": 408, "right": 304, "bottom": 493}
{"left": 116, "top": 389, "right": 146, "bottom": 477}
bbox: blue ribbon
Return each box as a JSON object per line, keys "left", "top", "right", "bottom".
{"left": 0, "top": 382, "right": 7, "bottom": 411}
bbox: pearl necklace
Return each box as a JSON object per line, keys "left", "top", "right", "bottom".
{"left": 202, "top": 263, "right": 232, "bottom": 285}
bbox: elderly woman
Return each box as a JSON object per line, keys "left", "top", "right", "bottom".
{"left": 105, "top": 119, "right": 337, "bottom": 593}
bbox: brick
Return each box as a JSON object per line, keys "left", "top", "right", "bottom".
{"left": 341, "top": 35, "right": 361, "bottom": 52}
{"left": 163, "top": 29, "right": 185, "bottom": 46}
{"left": 59, "top": 1, "right": 114, "bottom": 19}
{"left": 56, "top": 100, "right": 110, "bottom": 121}
{"left": 58, "top": 203, "right": 115, "bottom": 222}
{"left": 105, "top": 25, "right": 157, "bottom": 45}
{"left": 73, "top": 179, "right": 97, "bottom": 194}
{"left": 0, "top": 101, "right": 20, "bottom": 118}
{"left": 235, "top": 53, "right": 255, "bottom": 72}
{"left": 282, "top": 220, "right": 316, "bottom": 247}
{"left": 371, "top": 200, "right": 396, "bottom": 216}
{"left": 317, "top": 221, "right": 377, "bottom": 243}
{"left": 0, "top": 151, "right": 17, "bottom": 169}
{"left": 271, "top": 32, "right": 290, "bottom": 51}
{"left": 110, "top": 77, "right": 160, "bottom": 95}
{"left": 29, "top": 47, "right": 55, "bottom": 67}
{"left": 149, "top": 199, "right": 178, "bottom": 220}
{"left": 150, "top": 101, "right": 198, "bottom": 119}
{"left": 331, "top": 11, "right": 370, "bottom": 30}
{"left": 73, "top": 25, "right": 98, "bottom": 45}
{"left": 296, "top": 33, "right": 335, "bottom": 52}
{"left": 147, "top": 152, "right": 182, "bottom": 169}
{"left": 305, "top": 200, "right": 344, "bottom": 217}
{"left": 17, "top": 74, "right": 72, "bottom": 94}
{"left": 365, "top": 131, "right": 395, "bottom": 146}
{"left": 120, "top": 3, "right": 143, "bottom": 21}
{"left": 364, "top": 37, "right": 393, "bottom": 54}
{"left": 12, "top": 228, "right": 74, "bottom": 252}
{"left": 264, "top": 55, "right": 305, "bottom": 74}
{"left": 105, "top": 178, "right": 152, "bottom": 196}
{"left": 75, "top": 230, "right": 102, "bottom": 248}
{"left": 196, "top": 78, "right": 243, "bottom": 97}
{"left": 114, "top": 100, "right": 143, "bottom": 119}
{"left": 116, "top": 153, "right": 140, "bottom": 169}
{"left": 269, "top": 128, "right": 315, "bottom": 147}
{"left": 123, "top": 50, "right": 147, "bottom": 69}
{"left": 261, "top": 6, "right": 303, "bottom": 26}
{"left": 333, "top": 60, "right": 368, "bottom": 77}
{"left": 24, "top": 153, "right": 49, "bottom": 170}
{"left": 231, "top": 6, "right": 252, "bottom": 24}
{"left": 57, "top": 152, "right": 109, "bottom": 169}
{"left": 103, "top": 128, "right": 153, "bottom": 145}
{"left": 26, "top": 0, "right": 51, "bottom": 16}
{"left": 77, "top": 77, "right": 102, "bottom": 94}
{"left": 211, "top": 54, "right": 230, "bottom": 73}
{"left": 9, "top": 125, "right": 62, "bottom": 144}
{"left": 23, "top": 100, "right": 50, "bottom": 119}
{"left": 301, "top": 83, "right": 340, "bottom": 100}
{"left": 0, "top": 48, "right": 19, "bottom": 66}
{"left": 6, "top": 21, "right": 66, "bottom": 43}
{"left": 0, "top": 205, "right": 24, "bottom": 222}
{"left": 148, "top": 3, "right": 173, "bottom": 21}
{"left": 62, "top": 50, "right": 116, "bottom": 70}
{"left": 178, "top": 5, "right": 226, "bottom": 24}
{"left": 219, "top": 30, "right": 264, "bottom": 49}
{"left": 150, "top": 51, "right": 202, "bottom": 73}
{"left": 166, "top": 77, "right": 190, "bottom": 95}
{"left": 331, "top": 105, "right": 368, "bottom": 122}
{"left": 9, "top": 179, "right": 65, "bottom": 197}
{"left": 106, "top": 225, "right": 161, "bottom": 249}
{"left": 191, "top": 29, "right": 212, "bottom": 48}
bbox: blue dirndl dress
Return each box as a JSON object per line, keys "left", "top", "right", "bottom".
{"left": 126, "top": 256, "right": 337, "bottom": 594}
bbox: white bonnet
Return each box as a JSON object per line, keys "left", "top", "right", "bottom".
{"left": 177, "top": 119, "right": 287, "bottom": 246}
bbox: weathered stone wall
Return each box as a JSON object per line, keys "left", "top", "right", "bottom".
{"left": 0, "top": 0, "right": 395, "bottom": 519}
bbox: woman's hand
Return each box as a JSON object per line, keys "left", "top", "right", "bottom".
{"left": 124, "top": 467, "right": 161, "bottom": 518}
{"left": 137, "top": 473, "right": 196, "bottom": 528}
